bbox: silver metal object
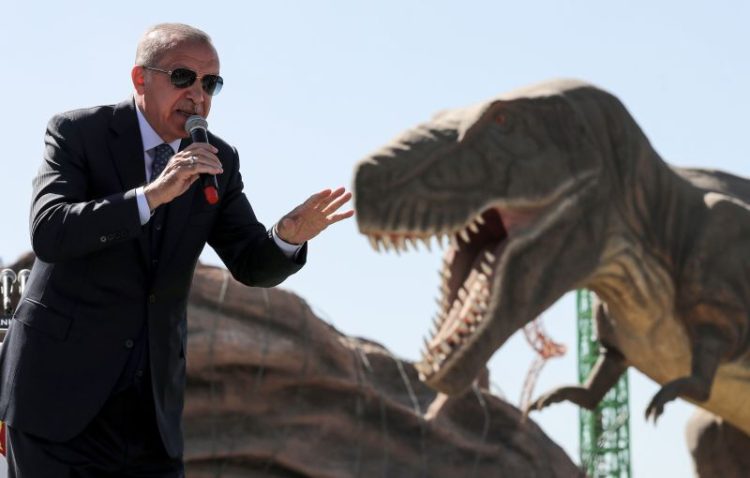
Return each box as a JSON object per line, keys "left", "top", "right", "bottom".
{"left": 18, "top": 269, "right": 30, "bottom": 296}
{"left": 1, "top": 268, "right": 17, "bottom": 316}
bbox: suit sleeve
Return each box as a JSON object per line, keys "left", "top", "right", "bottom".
{"left": 30, "top": 114, "right": 143, "bottom": 262}
{"left": 207, "top": 146, "right": 306, "bottom": 287}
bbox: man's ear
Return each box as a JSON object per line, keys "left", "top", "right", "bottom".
{"left": 132, "top": 66, "right": 146, "bottom": 93}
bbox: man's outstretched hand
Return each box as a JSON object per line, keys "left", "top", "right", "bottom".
{"left": 275, "top": 187, "right": 354, "bottom": 245}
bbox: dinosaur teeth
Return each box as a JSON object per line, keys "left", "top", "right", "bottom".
{"left": 415, "top": 362, "right": 430, "bottom": 380}
{"left": 450, "top": 235, "right": 460, "bottom": 250}
{"left": 475, "top": 214, "right": 485, "bottom": 225}
{"left": 481, "top": 262, "right": 493, "bottom": 275}
{"left": 421, "top": 237, "right": 432, "bottom": 252}
{"left": 459, "top": 229, "right": 471, "bottom": 243}
{"left": 484, "top": 251, "right": 496, "bottom": 263}
{"left": 395, "top": 236, "right": 406, "bottom": 253}
{"left": 381, "top": 236, "right": 393, "bottom": 251}
{"left": 468, "top": 222, "right": 479, "bottom": 233}
{"left": 367, "top": 235, "right": 380, "bottom": 252}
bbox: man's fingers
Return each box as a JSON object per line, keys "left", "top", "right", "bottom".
{"left": 305, "top": 189, "right": 333, "bottom": 209}
{"left": 318, "top": 187, "right": 346, "bottom": 207}
{"left": 180, "top": 151, "right": 222, "bottom": 173}
{"left": 321, "top": 191, "right": 352, "bottom": 215}
{"left": 326, "top": 210, "right": 354, "bottom": 224}
{"left": 183, "top": 142, "right": 219, "bottom": 155}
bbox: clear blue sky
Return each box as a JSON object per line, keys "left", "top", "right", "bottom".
{"left": 2, "top": 2, "right": 748, "bottom": 476}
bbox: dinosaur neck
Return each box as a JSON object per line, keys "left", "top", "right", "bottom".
{"left": 591, "top": 132, "right": 703, "bottom": 323}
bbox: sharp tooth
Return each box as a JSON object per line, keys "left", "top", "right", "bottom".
{"left": 368, "top": 235, "right": 381, "bottom": 252}
{"left": 481, "top": 262, "right": 493, "bottom": 275}
{"left": 423, "top": 337, "right": 431, "bottom": 351}
{"left": 477, "top": 273, "right": 487, "bottom": 283}
{"left": 459, "top": 229, "right": 470, "bottom": 243}
{"left": 382, "top": 236, "right": 393, "bottom": 250}
{"left": 439, "top": 342, "right": 452, "bottom": 354}
{"left": 395, "top": 236, "right": 406, "bottom": 252}
{"left": 450, "top": 235, "right": 460, "bottom": 250}
{"left": 421, "top": 237, "right": 432, "bottom": 252}
{"left": 415, "top": 362, "right": 430, "bottom": 378}
{"left": 407, "top": 237, "right": 418, "bottom": 251}
{"left": 468, "top": 222, "right": 479, "bottom": 233}
{"left": 475, "top": 214, "right": 485, "bottom": 225}
{"left": 484, "top": 251, "right": 496, "bottom": 263}
{"left": 433, "top": 315, "right": 442, "bottom": 329}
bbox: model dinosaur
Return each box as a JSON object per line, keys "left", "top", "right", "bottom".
{"left": 353, "top": 79, "right": 750, "bottom": 437}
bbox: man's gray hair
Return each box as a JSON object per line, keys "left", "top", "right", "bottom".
{"left": 135, "top": 23, "right": 215, "bottom": 67}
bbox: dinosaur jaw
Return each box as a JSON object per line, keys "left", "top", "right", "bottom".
{"left": 363, "top": 203, "right": 544, "bottom": 388}
{"left": 360, "top": 173, "right": 598, "bottom": 395}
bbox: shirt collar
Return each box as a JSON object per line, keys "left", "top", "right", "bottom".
{"left": 135, "top": 104, "right": 182, "bottom": 154}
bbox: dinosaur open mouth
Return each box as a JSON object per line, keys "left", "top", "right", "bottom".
{"left": 363, "top": 205, "right": 541, "bottom": 381}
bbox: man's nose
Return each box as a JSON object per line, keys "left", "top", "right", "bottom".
{"left": 185, "top": 81, "right": 206, "bottom": 110}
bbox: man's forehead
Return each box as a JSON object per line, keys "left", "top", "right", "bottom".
{"left": 159, "top": 42, "right": 220, "bottom": 70}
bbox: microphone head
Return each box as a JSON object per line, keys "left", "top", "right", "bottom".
{"left": 185, "top": 115, "right": 208, "bottom": 134}
{"left": 0, "top": 269, "right": 16, "bottom": 283}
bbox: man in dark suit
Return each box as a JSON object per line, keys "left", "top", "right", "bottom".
{"left": 0, "top": 23, "right": 352, "bottom": 477}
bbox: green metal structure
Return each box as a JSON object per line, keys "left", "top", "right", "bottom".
{"left": 577, "top": 289, "right": 632, "bottom": 477}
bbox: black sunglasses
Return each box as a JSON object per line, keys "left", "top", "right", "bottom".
{"left": 142, "top": 66, "right": 223, "bottom": 96}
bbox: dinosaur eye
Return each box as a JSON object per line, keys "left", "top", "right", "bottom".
{"left": 494, "top": 114, "right": 507, "bottom": 125}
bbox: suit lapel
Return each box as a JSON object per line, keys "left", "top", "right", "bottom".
{"left": 109, "top": 98, "right": 150, "bottom": 269}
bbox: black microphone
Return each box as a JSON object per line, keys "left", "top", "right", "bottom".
{"left": 185, "top": 115, "right": 219, "bottom": 205}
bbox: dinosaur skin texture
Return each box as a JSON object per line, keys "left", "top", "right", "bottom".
{"left": 353, "top": 79, "right": 750, "bottom": 437}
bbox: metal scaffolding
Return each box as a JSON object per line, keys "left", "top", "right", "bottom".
{"left": 577, "top": 289, "right": 632, "bottom": 477}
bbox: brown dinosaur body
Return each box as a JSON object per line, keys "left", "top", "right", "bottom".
{"left": 354, "top": 79, "right": 750, "bottom": 436}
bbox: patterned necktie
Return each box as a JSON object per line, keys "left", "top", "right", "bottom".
{"left": 150, "top": 143, "right": 173, "bottom": 182}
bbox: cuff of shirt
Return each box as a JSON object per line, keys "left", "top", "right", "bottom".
{"left": 272, "top": 225, "right": 303, "bottom": 258}
{"left": 135, "top": 187, "right": 151, "bottom": 225}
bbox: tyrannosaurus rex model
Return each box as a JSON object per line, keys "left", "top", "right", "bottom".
{"left": 353, "top": 79, "right": 750, "bottom": 436}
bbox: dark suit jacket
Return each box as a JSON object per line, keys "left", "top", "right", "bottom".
{"left": 0, "top": 99, "right": 306, "bottom": 458}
